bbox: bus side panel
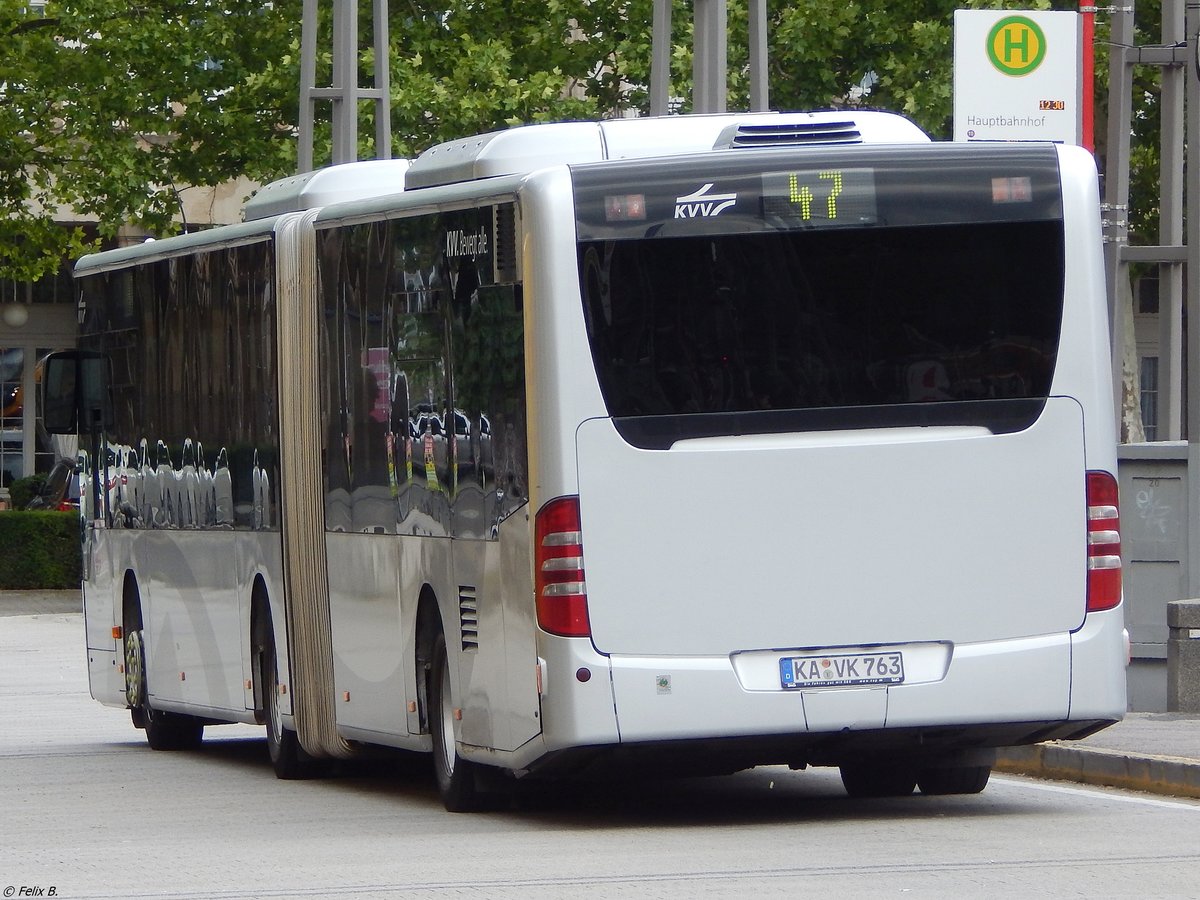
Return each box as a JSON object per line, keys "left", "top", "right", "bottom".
{"left": 535, "top": 634, "right": 621, "bottom": 752}
{"left": 1052, "top": 145, "right": 1127, "bottom": 722}
{"left": 241, "top": 531, "right": 286, "bottom": 713}
{"left": 520, "top": 168, "right": 608, "bottom": 513}
{"left": 456, "top": 507, "right": 540, "bottom": 755}
{"left": 326, "top": 531, "right": 424, "bottom": 739}
{"left": 325, "top": 521, "right": 540, "bottom": 756}
{"left": 135, "top": 531, "right": 248, "bottom": 715}
{"left": 83, "top": 523, "right": 124, "bottom": 709}
{"left": 520, "top": 169, "right": 623, "bottom": 755}
{"left": 83, "top": 525, "right": 279, "bottom": 721}
{"left": 1052, "top": 144, "right": 1120, "bottom": 469}
{"left": 1069, "top": 606, "right": 1128, "bottom": 719}
{"left": 496, "top": 508, "right": 540, "bottom": 752}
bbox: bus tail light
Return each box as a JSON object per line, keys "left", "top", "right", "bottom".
{"left": 535, "top": 496, "right": 591, "bottom": 637}
{"left": 1086, "top": 471, "right": 1121, "bottom": 612}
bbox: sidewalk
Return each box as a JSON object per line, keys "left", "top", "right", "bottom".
{"left": 3, "top": 589, "right": 1198, "bottom": 799}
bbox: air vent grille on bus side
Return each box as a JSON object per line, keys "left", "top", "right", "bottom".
{"left": 459, "top": 586, "right": 479, "bottom": 651}
{"left": 493, "top": 203, "right": 519, "bottom": 283}
{"left": 714, "top": 121, "right": 864, "bottom": 149}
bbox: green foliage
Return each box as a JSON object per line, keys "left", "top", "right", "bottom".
{"left": 8, "top": 474, "right": 46, "bottom": 510}
{"left": 0, "top": 0, "right": 1166, "bottom": 279}
{"left": 0, "top": 510, "right": 81, "bottom": 589}
{"left": 380, "top": 1, "right": 655, "bottom": 156}
{"left": 1, "top": 0, "right": 297, "bottom": 270}
{"left": 1, "top": 0, "right": 657, "bottom": 277}
{"left": 766, "top": 0, "right": 1061, "bottom": 139}
{"left": 1122, "top": 0, "right": 1165, "bottom": 246}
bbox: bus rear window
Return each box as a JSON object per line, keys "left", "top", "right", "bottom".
{"left": 578, "top": 219, "right": 1064, "bottom": 443}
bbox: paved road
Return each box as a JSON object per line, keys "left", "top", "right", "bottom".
{"left": 3, "top": 612, "right": 1200, "bottom": 899}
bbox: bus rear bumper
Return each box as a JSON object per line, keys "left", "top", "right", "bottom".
{"left": 602, "top": 624, "right": 1124, "bottom": 747}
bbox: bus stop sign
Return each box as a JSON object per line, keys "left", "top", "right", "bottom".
{"left": 953, "top": 9, "right": 1081, "bottom": 144}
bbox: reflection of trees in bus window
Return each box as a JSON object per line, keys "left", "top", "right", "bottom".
{"left": 395, "top": 356, "right": 450, "bottom": 536}
{"left": 317, "top": 211, "right": 528, "bottom": 539}
{"left": 76, "top": 239, "right": 279, "bottom": 532}
{"left": 450, "top": 282, "right": 527, "bottom": 539}
{"left": 0, "top": 347, "right": 23, "bottom": 489}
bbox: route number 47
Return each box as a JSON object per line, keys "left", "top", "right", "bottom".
{"left": 788, "top": 170, "right": 844, "bottom": 221}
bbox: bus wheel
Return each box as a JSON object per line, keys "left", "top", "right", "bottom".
{"left": 261, "top": 622, "right": 328, "bottom": 780}
{"left": 124, "top": 628, "right": 203, "bottom": 751}
{"left": 430, "top": 631, "right": 481, "bottom": 812}
{"left": 917, "top": 765, "right": 992, "bottom": 795}
{"left": 839, "top": 762, "right": 917, "bottom": 798}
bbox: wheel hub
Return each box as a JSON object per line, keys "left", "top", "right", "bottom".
{"left": 124, "top": 630, "right": 145, "bottom": 709}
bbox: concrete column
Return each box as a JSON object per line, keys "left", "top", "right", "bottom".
{"left": 1167, "top": 599, "right": 1200, "bottom": 711}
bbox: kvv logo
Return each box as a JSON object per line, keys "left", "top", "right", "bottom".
{"left": 674, "top": 183, "right": 737, "bottom": 219}
{"left": 987, "top": 15, "right": 1047, "bottom": 77}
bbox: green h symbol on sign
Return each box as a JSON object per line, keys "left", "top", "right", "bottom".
{"left": 1004, "top": 25, "right": 1031, "bottom": 64}
{"left": 987, "top": 15, "right": 1047, "bottom": 76}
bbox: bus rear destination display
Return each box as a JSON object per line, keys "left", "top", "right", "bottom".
{"left": 761, "top": 167, "right": 878, "bottom": 227}
{"left": 572, "top": 145, "right": 1064, "bottom": 241}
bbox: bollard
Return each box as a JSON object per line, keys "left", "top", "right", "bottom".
{"left": 1167, "top": 599, "right": 1200, "bottom": 712}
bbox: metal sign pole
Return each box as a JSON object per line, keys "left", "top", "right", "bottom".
{"left": 1186, "top": 0, "right": 1200, "bottom": 597}
{"left": 693, "top": 0, "right": 727, "bottom": 113}
{"left": 1103, "top": 2, "right": 1134, "bottom": 429}
{"left": 650, "top": 0, "right": 672, "bottom": 116}
{"left": 297, "top": 0, "right": 391, "bottom": 172}
{"left": 749, "top": 0, "right": 768, "bottom": 111}
{"left": 1159, "top": 0, "right": 1185, "bottom": 441}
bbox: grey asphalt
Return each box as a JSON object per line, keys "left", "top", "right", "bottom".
{"left": 3, "top": 589, "right": 1198, "bottom": 800}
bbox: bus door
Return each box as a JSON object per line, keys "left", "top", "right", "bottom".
{"left": 42, "top": 350, "right": 126, "bottom": 706}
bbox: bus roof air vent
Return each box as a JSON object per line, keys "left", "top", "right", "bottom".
{"left": 243, "top": 159, "right": 409, "bottom": 221}
{"left": 714, "top": 120, "right": 863, "bottom": 149}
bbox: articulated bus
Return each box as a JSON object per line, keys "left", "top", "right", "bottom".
{"left": 44, "top": 111, "right": 1127, "bottom": 810}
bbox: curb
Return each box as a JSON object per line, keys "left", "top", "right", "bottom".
{"left": 996, "top": 744, "right": 1200, "bottom": 800}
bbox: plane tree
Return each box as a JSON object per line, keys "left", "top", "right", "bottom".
{"left": 0, "top": 0, "right": 1164, "bottom": 283}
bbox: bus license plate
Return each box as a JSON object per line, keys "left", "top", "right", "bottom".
{"left": 780, "top": 651, "right": 904, "bottom": 689}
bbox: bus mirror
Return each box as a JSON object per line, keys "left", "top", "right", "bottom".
{"left": 41, "top": 350, "right": 113, "bottom": 435}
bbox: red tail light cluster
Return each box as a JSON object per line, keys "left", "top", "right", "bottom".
{"left": 535, "top": 496, "right": 591, "bottom": 637}
{"left": 1086, "top": 471, "right": 1121, "bottom": 613}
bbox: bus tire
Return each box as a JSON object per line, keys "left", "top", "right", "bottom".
{"left": 124, "top": 628, "right": 204, "bottom": 751}
{"left": 917, "top": 764, "right": 992, "bottom": 795}
{"left": 430, "top": 631, "right": 482, "bottom": 812}
{"left": 839, "top": 762, "right": 917, "bottom": 798}
{"left": 261, "top": 621, "right": 328, "bottom": 780}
